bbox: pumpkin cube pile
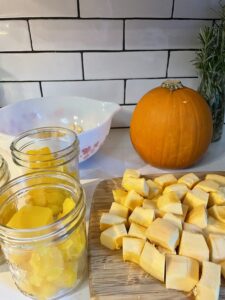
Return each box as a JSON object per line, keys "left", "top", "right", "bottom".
{"left": 100, "top": 170, "right": 225, "bottom": 299}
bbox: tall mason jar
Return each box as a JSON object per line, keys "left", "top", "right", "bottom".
{"left": 10, "top": 127, "right": 79, "bottom": 180}
{"left": 0, "top": 171, "right": 87, "bottom": 300}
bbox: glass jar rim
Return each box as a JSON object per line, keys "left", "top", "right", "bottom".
{"left": 0, "top": 155, "right": 10, "bottom": 183}
{"left": 10, "top": 126, "right": 79, "bottom": 158}
{"left": 0, "top": 170, "right": 84, "bottom": 241}
{"left": 0, "top": 155, "right": 4, "bottom": 169}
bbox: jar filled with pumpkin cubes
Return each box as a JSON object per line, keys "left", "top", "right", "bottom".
{"left": 0, "top": 171, "right": 87, "bottom": 300}
{"left": 10, "top": 127, "right": 80, "bottom": 180}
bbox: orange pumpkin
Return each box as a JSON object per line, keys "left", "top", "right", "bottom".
{"left": 130, "top": 80, "right": 213, "bottom": 169}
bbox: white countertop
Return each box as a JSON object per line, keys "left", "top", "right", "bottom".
{"left": 1, "top": 127, "right": 225, "bottom": 299}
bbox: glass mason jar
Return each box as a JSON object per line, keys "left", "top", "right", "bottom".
{"left": 10, "top": 127, "right": 80, "bottom": 180}
{"left": 0, "top": 171, "right": 87, "bottom": 300}
{"left": 0, "top": 155, "right": 10, "bottom": 188}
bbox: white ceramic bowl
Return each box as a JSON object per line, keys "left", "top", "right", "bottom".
{"left": 0, "top": 96, "right": 120, "bottom": 162}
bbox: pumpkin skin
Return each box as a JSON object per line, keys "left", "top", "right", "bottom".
{"left": 130, "top": 82, "right": 213, "bottom": 169}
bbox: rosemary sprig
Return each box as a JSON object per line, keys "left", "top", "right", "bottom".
{"left": 193, "top": 2, "right": 225, "bottom": 106}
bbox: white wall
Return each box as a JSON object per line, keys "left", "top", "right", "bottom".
{"left": 0, "top": 0, "right": 221, "bottom": 126}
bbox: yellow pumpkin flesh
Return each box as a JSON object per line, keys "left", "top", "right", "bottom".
{"left": 130, "top": 81, "right": 213, "bottom": 169}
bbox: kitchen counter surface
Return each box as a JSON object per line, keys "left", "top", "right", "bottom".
{"left": 1, "top": 127, "right": 225, "bottom": 299}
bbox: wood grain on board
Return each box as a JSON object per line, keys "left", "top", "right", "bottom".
{"left": 88, "top": 172, "right": 225, "bottom": 300}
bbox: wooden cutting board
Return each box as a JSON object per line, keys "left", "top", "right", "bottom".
{"left": 88, "top": 172, "right": 225, "bottom": 300}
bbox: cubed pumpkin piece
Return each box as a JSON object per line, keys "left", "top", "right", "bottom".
{"left": 163, "top": 213, "right": 183, "bottom": 231}
{"left": 179, "top": 231, "right": 209, "bottom": 263}
{"left": 128, "top": 222, "right": 147, "bottom": 240}
{"left": 195, "top": 179, "right": 219, "bottom": 193}
{"left": 157, "top": 192, "right": 183, "bottom": 215}
{"left": 100, "top": 213, "right": 126, "bottom": 231}
{"left": 123, "top": 190, "right": 144, "bottom": 211}
{"left": 100, "top": 224, "right": 127, "bottom": 250}
{"left": 183, "top": 187, "right": 208, "bottom": 210}
{"left": 112, "top": 189, "right": 127, "bottom": 205}
{"left": 123, "top": 169, "right": 140, "bottom": 179}
{"left": 205, "top": 173, "right": 225, "bottom": 185}
{"left": 7, "top": 205, "right": 53, "bottom": 229}
{"left": 139, "top": 242, "right": 165, "bottom": 282}
{"left": 208, "top": 188, "right": 225, "bottom": 207}
{"left": 146, "top": 179, "right": 162, "bottom": 199}
{"left": 122, "top": 177, "right": 149, "bottom": 197}
{"left": 146, "top": 218, "right": 180, "bottom": 251}
{"left": 154, "top": 174, "right": 177, "bottom": 188}
{"left": 123, "top": 237, "right": 145, "bottom": 264}
{"left": 208, "top": 205, "right": 225, "bottom": 223}
{"left": 206, "top": 216, "right": 225, "bottom": 234}
{"left": 166, "top": 254, "right": 199, "bottom": 292}
{"left": 109, "top": 202, "right": 129, "bottom": 219}
{"left": 208, "top": 234, "right": 225, "bottom": 263}
{"left": 186, "top": 205, "right": 208, "bottom": 229}
{"left": 195, "top": 261, "right": 221, "bottom": 300}
{"left": 129, "top": 207, "right": 154, "bottom": 228}
{"left": 178, "top": 173, "right": 199, "bottom": 189}
{"left": 163, "top": 183, "right": 188, "bottom": 200}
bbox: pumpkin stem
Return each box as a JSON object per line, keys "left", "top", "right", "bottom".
{"left": 161, "top": 80, "right": 184, "bottom": 91}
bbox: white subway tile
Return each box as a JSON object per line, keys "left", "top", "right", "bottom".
{"left": 0, "top": 53, "right": 82, "bottom": 81}
{"left": 0, "top": 0, "right": 77, "bottom": 17}
{"left": 126, "top": 78, "right": 200, "bottom": 104}
{"left": 173, "top": 0, "right": 220, "bottom": 18}
{"left": 181, "top": 78, "right": 200, "bottom": 90}
{"left": 30, "top": 20, "right": 123, "bottom": 51}
{"left": 84, "top": 52, "right": 167, "bottom": 80}
{"left": 80, "top": 0, "right": 173, "bottom": 18}
{"left": 0, "top": 21, "right": 31, "bottom": 51}
{"left": 42, "top": 80, "right": 124, "bottom": 104}
{"left": 126, "top": 20, "right": 212, "bottom": 50}
{"left": 0, "top": 82, "right": 41, "bottom": 106}
{"left": 168, "top": 51, "right": 197, "bottom": 77}
{"left": 112, "top": 105, "right": 135, "bottom": 127}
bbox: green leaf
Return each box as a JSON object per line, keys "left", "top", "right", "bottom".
{"left": 193, "top": 3, "right": 225, "bottom": 102}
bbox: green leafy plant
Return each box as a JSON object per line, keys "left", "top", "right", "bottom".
{"left": 194, "top": 2, "right": 225, "bottom": 103}
{"left": 193, "top": 2, "right": 225, "bottom": 141}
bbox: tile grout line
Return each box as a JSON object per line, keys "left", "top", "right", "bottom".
{"left": 0, "top": 49, "right": 199, "bottom": 54}
{"left": 77, "top": 0, "right": 80, "bottom": 18}
{"left": 0, "top": 76, "right": 199, "bottom": 83}
{"left": 120, "top": 103, "right": 137, "bottom": 106}
{"left": 165, "top": 50, "right": 170, "bottom": 77}
{"left": 171, "top": 0, "right": 175, "bottom": 18}
{"left": 123, "top": 19, "right": 125, "bottom": 50}
{"left": 0, "top": 17, "right": 217, "bottom": 20}
{"left": 27, "top": 20, "right": 34, "bottom": 51}
{"left": 123, "top": 80, "right": 126, "bottom": 104}
{"left": 81, "top": 52, "right": 85, "bottom": 80}
{"left": 111, "top": 126, "right": 130, "bottom": 129}
{"left": 39, "top": 82, "right": 43, "bottom": 97}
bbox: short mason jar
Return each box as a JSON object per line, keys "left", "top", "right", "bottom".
{"left": 0, "top": 171, "right": 87, "bottom": 300}
{"left": 10, "top": 127, "right": 79, "bottom": 181}
{"left": 0, "top": 155, "right": 10, "bottom": 188}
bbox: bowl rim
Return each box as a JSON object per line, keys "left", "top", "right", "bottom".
{"left": 0, "top": 96, "right": 121, "bottom": 136}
